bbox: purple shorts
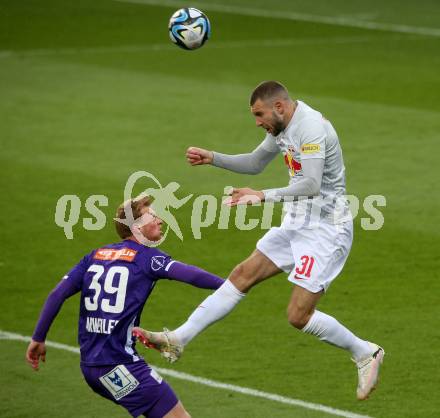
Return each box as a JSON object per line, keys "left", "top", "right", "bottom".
{"left": 81, "top": 360, "right": 178, "bottom": 417}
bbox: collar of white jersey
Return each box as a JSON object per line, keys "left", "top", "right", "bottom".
{"left": 276, "top": 100, "right": 303, "bottom": 139}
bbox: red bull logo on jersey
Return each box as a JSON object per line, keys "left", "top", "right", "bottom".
{"left": 284, "top": 147, "right": 302, "bottom": 177}
{"left": 94, "top": 248, "right": 137, "bottom": 262}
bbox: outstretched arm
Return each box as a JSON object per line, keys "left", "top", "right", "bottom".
{"left": 186, "top": 136, "right": 279, "bottom": 175}
{"left": 225, "top": 158, "right": 324, "bottom": 206}
{"left": 26, "top": 278, "right": 81, "bottom": 371}
{"left": 212, "top": 145, "right": 278, "bottom": 175}
{"left": 263, "top": 158, "right": 324, "bottom": 201}
{"left": 165, "top": 261, "right": 224, "bottom": 289}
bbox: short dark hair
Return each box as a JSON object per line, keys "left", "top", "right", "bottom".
{"left": 249, "top": 81, "right": 289, "bottom": 106}
{"left": 114, "top": 196, "right": 151, "bottom": 239}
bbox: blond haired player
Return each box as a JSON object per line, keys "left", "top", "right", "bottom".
{"left": 134, "top": 81, "right": 384, "bottom": 400}
{"left": 26, "top": 197, "right": 224, "bottom": 417}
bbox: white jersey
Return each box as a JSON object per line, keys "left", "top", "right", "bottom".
{"left": 261, "top": 101, "right": 350, "bottom": 227}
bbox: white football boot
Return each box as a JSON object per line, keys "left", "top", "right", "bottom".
{"left": 354, "top": 342, "right": 385, "bottom": 400}
{"left": 132, "top": 327, "right": 183, "bottom": 363}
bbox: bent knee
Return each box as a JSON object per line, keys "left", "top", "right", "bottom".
{"left": 287, "top": 310, "right": 311, "bottom": 330}
{"left": 163, "top": 401, "right": 191, "bottom": 418}
{"left": 229, "top": 263, "right": 257, "bottom": 290}
{"left": 177, "top": 408, "right": 191, "bottom": 418}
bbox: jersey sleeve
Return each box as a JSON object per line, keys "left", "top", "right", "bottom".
{"left": 297, "top": 118, "right": 326, "bottom": 160}
{"left": 211, "top": 135, "right": 279, "bottom": 175}
{"left": 62, "top": 253, "right": 90, "bottom": 291}
{"left": 261, "top": 134, "right": 281, "bottom": 153}
{"left": 32, "top": 254, "right": 90, "bottom": 342}
{"left": 147, "top": 248, "right": 175, "bottom": 279}
{"left": 166, "top": 261, "right": 224, "bottom": 289}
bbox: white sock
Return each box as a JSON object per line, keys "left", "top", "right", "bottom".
{"left": 174, "top": 280, "right": 245, "bottom": 345}
{"left": 302, "top": 310, "right": 372, "bottom": 361}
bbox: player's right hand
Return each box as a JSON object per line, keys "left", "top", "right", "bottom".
{"left": 186, "top": 147, "right": 213, "bottom": 165}
{"left": 26, "top": 339, "right": 46, "bottom": 371}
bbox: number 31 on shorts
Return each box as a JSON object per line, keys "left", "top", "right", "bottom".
{"left": 294, "top": 255, "right": 315, "bottom": 280}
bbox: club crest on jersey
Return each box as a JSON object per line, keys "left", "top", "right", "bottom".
{"left": 99, "top": 365, "right": 139, "bottom": 400}
{"left": 151, "top": 255, "right": 167, "bottom": 271}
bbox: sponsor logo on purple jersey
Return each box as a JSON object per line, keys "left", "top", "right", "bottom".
{"left": 64, "top": 239, "right": 173, "bottom": 366}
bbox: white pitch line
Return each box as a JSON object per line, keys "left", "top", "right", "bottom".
{"left": 1, "top": 329, "right": 372, "bottom": 418}
{"left": 115, "top": 0, "right": 440, "bottom": 38}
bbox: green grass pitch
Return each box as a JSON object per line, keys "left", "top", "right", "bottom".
{"left": 1, "top": 0, "right": 439, "bottom": 417}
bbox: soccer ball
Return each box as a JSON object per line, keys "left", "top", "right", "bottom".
{"left": 168, "top": 8, "right": 211, "bottom": 50}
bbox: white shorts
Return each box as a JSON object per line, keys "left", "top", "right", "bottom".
{"left": 256, "top": 221, "right": 353, "bottom": 293}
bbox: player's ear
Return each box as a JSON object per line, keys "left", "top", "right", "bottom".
{"left": 274, "top": 100, "right": 283, "bottom": 114}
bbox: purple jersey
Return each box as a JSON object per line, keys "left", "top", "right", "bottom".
{"left": 31, "top": 238, "right": 223, "bottom": 416}
{"left": 65, "top": 239, "right": 176, "bottom": 366}
{"left": 32, "top": 239, "right": 223, "bottom": 367}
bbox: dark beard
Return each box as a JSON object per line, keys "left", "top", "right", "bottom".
{"left": 271, "top": 112, "right": 285, "bottom": 136}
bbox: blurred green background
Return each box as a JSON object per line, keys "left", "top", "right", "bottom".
{"left": 1, "top": 1, "right": 439, "bottom": 417}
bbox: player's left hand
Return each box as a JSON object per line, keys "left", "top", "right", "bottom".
{"left": 223, "top": 187, "right": 264, "bottom": 206}
{"left": 26, "top": 340, "right": 46, "bottom": 371}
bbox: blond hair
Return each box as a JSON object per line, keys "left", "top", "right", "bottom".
{"left": 114, "top": 196, "right": 151, "bottom": 239}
